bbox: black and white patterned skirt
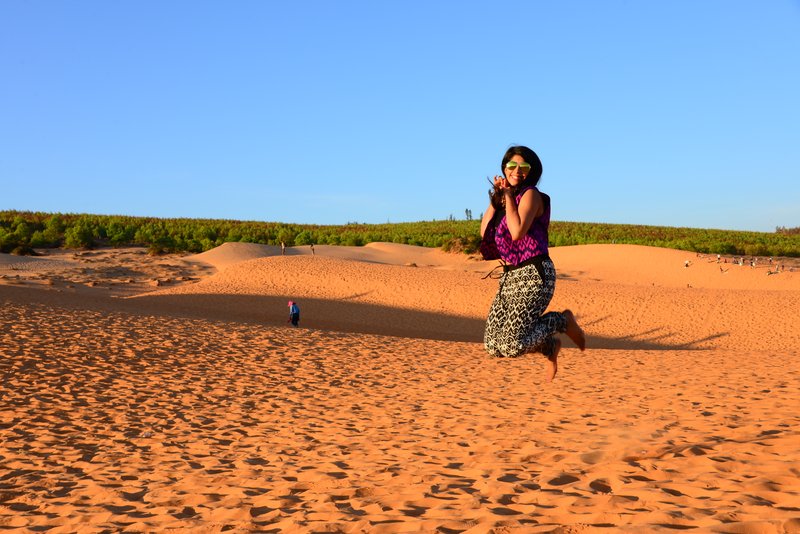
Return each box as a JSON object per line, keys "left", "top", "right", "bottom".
{"left": 484, "top": 258, "right": 566, "bottom": 358}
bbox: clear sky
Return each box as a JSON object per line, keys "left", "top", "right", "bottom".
{"left": 2, "top": 1, "right": 799, "bottom": 232}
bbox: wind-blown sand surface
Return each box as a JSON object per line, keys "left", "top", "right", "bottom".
{"left": 1, "top": 243, "right": 799, "bottom": 533}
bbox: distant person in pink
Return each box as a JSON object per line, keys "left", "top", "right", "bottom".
{"left": 479, "top": 146, "right": 586, "bottom": 381}
{"left": 287, "top": 301, "right": 300, "bottom": 327}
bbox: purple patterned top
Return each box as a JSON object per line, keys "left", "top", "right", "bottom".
{"left": 480, "top": 186, "right": 550, "bottom": 265}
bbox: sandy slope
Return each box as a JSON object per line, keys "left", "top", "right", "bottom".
{"left": 147, "top": 243, "right": 800, "bottom": 352}
{"left": 184, "top": 242, "right": 477, "bottom": 272}
{"left": 1, "top": 243, "right": 799, "bottom": 533}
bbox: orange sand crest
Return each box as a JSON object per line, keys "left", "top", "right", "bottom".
{"left": 1, "top": 243, "right": 799, "bottom": 533}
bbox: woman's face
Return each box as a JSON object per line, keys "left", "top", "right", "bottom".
{"left": 503, "top": 154, "right": 530, "bottom": 186}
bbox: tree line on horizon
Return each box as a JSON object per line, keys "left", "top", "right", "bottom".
{"left": 1, "top": 210, "right": 798, "bottom": 258}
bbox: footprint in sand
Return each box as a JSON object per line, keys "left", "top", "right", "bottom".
{"left": 580, "top": 450, "right": 605, "bottom": 464}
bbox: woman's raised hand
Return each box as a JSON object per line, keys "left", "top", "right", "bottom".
{"left": 493, "top": 175, "right": 510, "bottom": 191}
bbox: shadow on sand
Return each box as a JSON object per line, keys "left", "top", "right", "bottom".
{"left": 2, "top": 285, "right": 727, "bottom": 351}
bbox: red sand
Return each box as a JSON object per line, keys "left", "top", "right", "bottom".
{"left": 1, "top": 243, "right": 799, "bottom": 533}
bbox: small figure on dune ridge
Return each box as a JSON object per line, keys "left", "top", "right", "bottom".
{"left": 479, "top": 146, "right": 586, "bottom": 382}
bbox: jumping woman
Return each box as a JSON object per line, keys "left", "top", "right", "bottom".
{"left": 480, "top": 145, "right": 586, "bottom": 381}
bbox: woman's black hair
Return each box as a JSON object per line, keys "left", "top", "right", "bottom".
{"left": 489, "top": 145, "right": 543, "bottom": 210}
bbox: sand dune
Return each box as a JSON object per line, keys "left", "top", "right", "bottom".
{"left": 186, "top": 241, "right": 488, "bottom": 272}
{"left": 552, "top": 244, "right": 799, "bottom": 291}
{"left": 146, "top": 244, "right": 800, "bottom": 351}
{"left": 1, "top": 243, "right": 799, "bottom": 532}
{"left": 186, "top": 242, "right": 800, "bottom": 290}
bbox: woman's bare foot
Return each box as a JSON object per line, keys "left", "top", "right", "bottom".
{"left": 563, "top": 309, "right": 586, "bottom": 351}
{"left": 545, "top": 338, "right": 560, "bottom": 382}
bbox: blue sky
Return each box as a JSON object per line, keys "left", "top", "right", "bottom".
{"left": 2, "top": 1, "right": 799, "bottom": 232}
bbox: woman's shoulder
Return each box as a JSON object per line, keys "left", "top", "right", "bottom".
{"left": 518, "top": 186, "right": 549, "bottom": 217}
{"left": 517, "top": 185, "right": 542, "bottom": 201}
{"left": 523, "top": 186, "right": 550, "bottom": 201}
{"left": 519, "top": 184, "right": 540, "bottom": 194}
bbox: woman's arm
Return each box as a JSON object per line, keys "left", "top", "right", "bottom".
{"left": 503, "top": 188, "right": 543, "bottom": 241}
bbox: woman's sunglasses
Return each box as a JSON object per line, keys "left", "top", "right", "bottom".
{"left": 505, "top": 161, "right": 532, "bottom": 172}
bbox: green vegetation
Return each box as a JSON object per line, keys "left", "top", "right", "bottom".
{"left": 1, "top": 210, "right": 798, "bottom": 258}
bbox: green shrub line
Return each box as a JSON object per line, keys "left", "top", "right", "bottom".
{"left": 1, "top": 210, "right": 798, "bottom": 258}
